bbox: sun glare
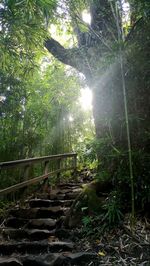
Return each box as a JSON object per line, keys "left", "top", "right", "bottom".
{"left": 68, "top": 115, "right": 74, "bottom": 122}
{"left": 79, "top": 88, "right": 92, "bottom": 111}
{"left": 0, "top": 96, "right": 6, "bottom": 102}
{"left": 122, "top": 0, "right": 130, "bottom": 23}
{"left": 82, "top": 10, "right": 91, "bottom": 25}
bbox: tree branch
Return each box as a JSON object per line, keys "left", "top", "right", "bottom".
{"left": 44, "top": 38, "right": 92, "bottom": 78}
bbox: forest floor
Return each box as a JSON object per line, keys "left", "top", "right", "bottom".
{"left": 70, "top": 170, "right": 150, "bottom": 265}
{"left": 74, "top": 216, "right": 150, "bottom": 265}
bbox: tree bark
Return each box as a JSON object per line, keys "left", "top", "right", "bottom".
{"left": 45, "top": 38, "right": 92, "bottom": 78}
{"left": 44, "top": 12, "right": 150, "bottom": 188}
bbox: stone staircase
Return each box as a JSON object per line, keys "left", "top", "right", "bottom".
{"left": 0, "top": 182, "right": 97, "bottom": 265}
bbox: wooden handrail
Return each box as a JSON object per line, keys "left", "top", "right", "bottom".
{"left": 0, "top": 167, "right": 73, "bottom": 196}
{"left": 0, "top": 153, "right": 77, "bottom": 196}
{"left": 0, "top": 153, "right": 77, "bottom": 170}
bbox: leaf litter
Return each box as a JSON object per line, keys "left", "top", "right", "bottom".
{"left": 74, "top": 215, "right": 150, "bottom": 265}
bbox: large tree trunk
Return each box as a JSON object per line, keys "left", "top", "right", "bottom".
{"left": 45, "top": 0, "right": 150, "bottom": 206}
{"left": 91, "top": 61, "right": 125, "bottom": 174}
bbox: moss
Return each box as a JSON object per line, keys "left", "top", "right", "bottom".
{"left": 83, "top": 184, "right": 103, "bottom": 212}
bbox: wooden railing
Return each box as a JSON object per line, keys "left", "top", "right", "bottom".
{"left": 0, "top": 153, "right": 77, "bottom": 196}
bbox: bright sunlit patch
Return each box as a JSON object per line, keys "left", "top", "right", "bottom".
{"left": 0, "top": 96, "right": 6, "bottom": 102}
{"left": 79, "top": 87, "right": 92, "bottom": 111}
{"left": 0, "top": 5, "right": 4, "bottom": 31}
{"left": 122, "top": 0, "right": 130, "bottom": 23}
{"left": 48, "top": 23, "right": 74, "bottom": 48}
{"left": 68, "top": 115, "right": 74, "bottom": 122}
{"left": 82, "top": 10, "right": 91, "bottom": 25}
{"left": 40, "top": 57, "right": 51, "bottom": 72}
{"left": 49, "top": 24, "right": 57, "bottom": 35}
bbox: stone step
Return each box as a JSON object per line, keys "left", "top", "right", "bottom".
{"left": 0, "top": 257, "right": 22, "bottom": 266}
{"left": 1, "top": 228, "right": 71, "bottom": 241}
{"left": 28, "top": 199, "right": 73, "bottom": 208}
{"left": 49, "top": 193, "right": 66, "bottom": 200}
{"left": 57, "top": 184, "right": 82, "bottom": 189}
{"left": 0, "top": 252, "right": 97, "bottom": 266}
{"left": 4, "top": 217, "right": 57, "bottom": 230}
{"left": 0, "top": 182, "right": 94, "bottom": 265}
{"left": 64, "top": 191, "right": 81, "bottom": 200}
{"left": 0, "top": 240, "right": 74, "bottom": 256}
{"left": 53, "top": 188, "right": 81, "bottom": 194}
{"left": 4, "top": 218, "right": 28, "bottom": 228}
{"left": 1, "top": 228, "right": 54, "bottom": 241}
{"left": 34, "top": 189, "right": 81, "bottom": 200}
{"left": 27, "top": 218, "right": 57, "bottom": 230}
{"left": 9, "top": 207, "right": 69, "bottom": 219}
{"left": 49, "top": 189, "right": 81, "bottom": 200}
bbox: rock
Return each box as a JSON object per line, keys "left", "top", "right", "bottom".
{"left": 29, "top": 199, "right": 54, "bottom": 208}
{"left": 0, "top": 257, "right": 22, "bottom": 266}
{"left": 57, "top": 200, "right": 73, "bottom": 207}
{"left": 9, "top": 208, "right": 37, "bottom": 219}
{"left": 4, "top": 217, "right": 28, "bottom": 228}
{"left": 22, "top": 257, "right": 46, "bottom": 266}
{"left": 64, "top": 190, "right": 81, "bottom": 200}
{"left": 57, "top": 189, "right": 78, "bottom": 194}
{"left": 51, "top": 200, "right": 73, "bottom": 207}
{"left": 44, "top": 253, "right": 66, "bottom": 266}
{"left": 48, "top": 188, "right": 82, "bottom": 201}
{"left": 57, "top": 183, "right": 82, "bottom": 189}
{"left": 44, "top": 252, "right": 97, "bottom": 265}
{"left": 33, "top": 193, "right": 50, "bottom": 200}
{"left": 0, "top": 241, "right": 45, "bottom": 256}
{"left": 27, "top": 229, "right": 55, "bottom": 240}
{"left": 2, "top": 227, "right": 60, "bottom": 241}
{"left": 22, "top": 255, "right": 52, "bottom": 266}
{"left": 29, "top": 199, "right": 73, "bottom": 208}
{"left": 48, "top": 241, "right": 74, "bottom": 252}
{"left": 19, "top": 254, "right": 66, "bottom": 266}
{"left": 0, "top": 252, "right": 97, "bottom": 266}
{"left": 49, "top": 194, "right": 65, "bottom": 200}
{"left": 9, "top": 207, "right": 67, "bottom": 219}
{"left": 1, "top": 228, "right": 28, "bottom": 240}
{"left": 0, "top": 181, "right": 98, "bottom": 266}
{"left": 36, "top": 207, "right": 68, "bottom": 219}
{"left": 55, "top": 228, "right": 71, "bottom": 239}
{"left": 27, "top": 218, "right": 56, "bottom": 230}
{"left": 68, "top": 215, "right": 82, "bottom": 228}
{"left": 56, "top": 216, "right": 66, "bottom": 227}
{"left": 0, "top": 240, "right": 74, "bottom": 255}
{"left": 52, "top": 254, "right": 68, "bottom": 265}
{"left": 67, "top": 252, "right": 98, "bottom": 264}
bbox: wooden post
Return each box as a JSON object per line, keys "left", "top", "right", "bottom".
{"left": 42, "top": 161, "right": 49, "bottom": 192}
{"left": 21, "top": 164, "right": 30, "bottom": 197}
{"left": 57, "top": 158, "right": 61, "bottom": 184}
{"left": 73, "top": 154, "right": 77, "bottom": 179}
{"left": 24, "top": 164, "right": 30, "bottom": 180}
{"left": 44, "top": 161, "right": 49, "bottom": 174}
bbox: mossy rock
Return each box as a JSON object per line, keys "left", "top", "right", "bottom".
{"left": 83, "top": 185, "right": 103, "bottom": 212}
{"left": 64, "top": 180, "right": 112, "bottom": 228}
